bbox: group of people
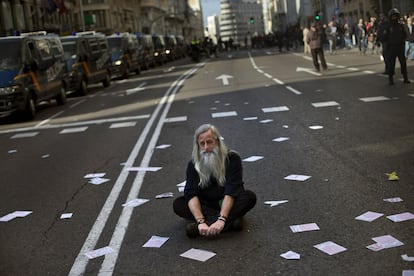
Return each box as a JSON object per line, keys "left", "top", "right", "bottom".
{"left": 303, "top": 8, "right": 412, "bottom": 85}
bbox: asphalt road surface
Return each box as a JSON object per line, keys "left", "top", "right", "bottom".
{"left": 1, "top": 47, "right": 414, "bottom": 276}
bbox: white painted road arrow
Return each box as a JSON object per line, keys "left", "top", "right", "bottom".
{"left": 126, "top": 82, "right": 146, "bottom": 95}
{"left": 216, "top": 74, "right": 233, "bottom": 86}
{"left": 296, "top": 67, "right": 322, "bottom": 76}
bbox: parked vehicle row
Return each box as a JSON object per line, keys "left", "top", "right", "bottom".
{"left": 0, "top": 31, "right": 188, "bottom": 120}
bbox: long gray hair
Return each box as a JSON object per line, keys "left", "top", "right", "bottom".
{"left": 192, "top": 124, "right": 228, "bottom": 188}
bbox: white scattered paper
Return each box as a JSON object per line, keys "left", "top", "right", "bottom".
{"left": 0, "top": 211, "right": 32, "bottom": 222}
{"left": 155, "top": 144, "right": 171, "bottom": 149}
{"left": 314, "top": 241, "right": 347, "bottom": 255}
{"left": 386, "top": 212, "right": 414, "bottom": 222}
{"left": 402, "top": 254, "right": 414, "bottom": 262}
{"left": 309, "top": 125, "right": 324, "bottom": 130}
{"left": 125, "top": 167, "right": 162, "bottom": 172}
{"left": 122, "top": 198, "right": 149, "bottom": 207}
{"left": 243, "top": 156, "right": 264, "bottom": 162}
{"left": 84, "top": 246, "right": 115, "bottom": 259}
{"left": 88, "top": 177, "right": 110, "bottom": 185}
{"left": 84, "top": 173, "right": 106, "bottom": 179}
{"left": 211, "top": 111, "right": 238, "bottom": 118}
{"left": 284, "top": 174, "right": 311, "bottom": 182}
{"left": 8, "top": 149, "right": 17, "bottom": 154}
{"left": 368, "top": 235, "right": 404, "bottom": 251}
{"left": 259, "top": 119, "right": 273, "bottom": 124}
{"left": 155, "top": 192, "right": 174, "bottom": 199}
{"left": 264, "top": 200, "right": 288, "bottom": 207}
{"left": 402, "top": 270, "right": 414, "bottom": 276}
{"left": 142, "top": 235, "right": 169, "bottom": 248}
{"left": 383, "top": 197, "right": 403, "bottom": 203}
{"left": 177, "top": 181, "right": 186, "bottom": 192}
{"left": 60, "top": 213, "right": 73, "bottom": 219}
{"left": 41, "top": 154, "right": 50, "bottom": 159}
{"left": 280, "top": 251, "right": 300, "bottom": 260}
{"left": 355, "top": 211, "right": 384, "bottom": 222}
{"left": 290, "top": 223, "right": 320, "bottom": 233}
{"left": 272, "top": 137, "right": 290, "bottom": 142}
{"left": 282, "top": 125, "right": 289, "bottom": 128}
{"left": 180, "top": 248, "right": 216, "bottom": 262}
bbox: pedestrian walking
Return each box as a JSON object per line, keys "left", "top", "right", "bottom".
{"left": 405, "top": 16, "right": 414, "bottom": 60}
{"left": 306, "top": 22, "right": 328, "bottom": 72}
{"left": 377, "top": 8, "right": 410, "bottom": 85}
{"left": 355, "top": 19, "right": 367, "bottom": 54}
{"left": 303, "top": 27, "right": 311, "bottom": 54}
{"left": 173, "top": 124, "right": 256, "bottom": 238}
{"left": 325, "top": 21, "right": 337, "bottom": 54}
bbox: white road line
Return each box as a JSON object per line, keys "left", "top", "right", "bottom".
{"left": 70, "top": 99, "right": 87, "bottom": 109}
{"left": 0, "top": 115, "right": 150, "bottom": 135}
{"left": 273, "top": 78, "right": 284, "bottom": 85}
{"left": 10, "top": 132, "right": 39, "bottom": 139}
{"left": 109, "top": 122, "right": 137, "bottom": 129}
{"left": 97, "top": 64, "right": 204, "bottom": 276}
{"left": 359, "top": 96, "right": 390, "bottom": 102}
{"left": 164, "top": 116, "right": 187, "bottom": 123}
{"left": 312, "top": 101, "right": 340, "bottom": 108}
{"left": 35, "top": 111, "right": 65, "bottom": 128}
{"left": 286, "top": 86, "right": 302, "bottom": 95}
{"left": 347, "top": 67, "right": 359, "bottom": 71}
{"left": 59, "top": 127, "right": 88, "bottom": 134}
{"left": 264, "top": 73, "right": 273, "bottom": 78}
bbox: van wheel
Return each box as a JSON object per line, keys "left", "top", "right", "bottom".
{"left": 56, "top": 87, "right": 67, "bottom": 105}
{"left": 103, "top": 73, "right": 111, "bottom": 87}
{"left": 78, "top": 79, "right": 88, "bottom": 95}
{"left": 24, "top": 94, "right": 36, "bottom": 120}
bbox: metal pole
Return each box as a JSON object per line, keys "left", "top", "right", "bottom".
{"left": 379, "top": 0, "right": 383, "bottom": 14}
{"left": 79, "top": 0, "right": 85, "bottom": 31}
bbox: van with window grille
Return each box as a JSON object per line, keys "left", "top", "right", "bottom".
{"left": 60, "top": 31, "right": 111, "bottom": 95}
{"left": 0, "top": 31, "right": 67, "bottom": 119}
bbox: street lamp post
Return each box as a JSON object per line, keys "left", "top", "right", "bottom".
{"left": 79, "top": 0, "right": 85, "bottom": 31}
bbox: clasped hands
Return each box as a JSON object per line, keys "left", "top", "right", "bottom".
{"left": 198, "top": 219, "right": 225, "bottom": 237}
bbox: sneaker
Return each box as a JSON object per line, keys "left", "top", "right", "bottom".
{"left": 186, "top": 223, "right": 199, "bottom": 238}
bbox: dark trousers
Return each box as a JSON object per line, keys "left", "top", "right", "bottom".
{"left": 173, "top": 190, "right": 256, "bottom": 225}
{"left": 386, "top": 44, "right": 407, "bottom": 77}
{"left": 311, "top": 48, "right": 327, "bottom": 71}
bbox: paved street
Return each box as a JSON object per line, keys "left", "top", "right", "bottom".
{"left": 1, "top": 48, "right": 413, "bottom": 275}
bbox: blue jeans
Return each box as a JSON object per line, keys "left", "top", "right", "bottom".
{"left": 406, "top": 41, "right": 414, "bottom": 60}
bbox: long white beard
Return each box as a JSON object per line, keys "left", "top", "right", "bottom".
{"left": 197, "top": 147, "right": 224, "bottom": 188}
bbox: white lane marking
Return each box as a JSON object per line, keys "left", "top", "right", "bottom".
{"left": 109, "top": 122, "right": 137, "bottom": 129}
{"left": 59, "top": 127, "right": 88, "bottom": 134}
{"left": 262, "top": 106, "right": 290, "bottom": 113}
{"left": 359, "top": 96, "right": 390, "bottom": 102}
{"left": 35, "top": 111, "right": 65, "bottom": 128}
{"left": 264, "top": 73, "right": 273, "bottom": 78}
{"left": 70, "top": 99, "right": 87, "bottom": 109}
{"left": 312, "top": 101, "right": 340, "bottom": 108}
{"left": 363, "top": 70, "right": 375, "bottom": 74}
{"left": 0, "top": 115, "right": 150, "bottom": 135}
{"left": 347, "top": 67, "right": 359, "bottom": 71}
{"left": 10, "top": 132, "right": 39, "bottom": 139}
{"left": 164, "top": 116, "right": 187, "bottom": 123}
{"left": 286, "top": 86, "right": 302, "bottom": 95}
{"left": 273, "top": 78, "right": 284, "bottom": 85}
{"left": 336, "top": 65, "right": 346, "bottom": 69}
{"left": 211, "top": 111, "right": 238, "bottom": 118}
{"left": 97, "top": 63, "right": 204, "bottom": 276}
{"left": 409, "top": 94, "right": 414, "bottom": 98}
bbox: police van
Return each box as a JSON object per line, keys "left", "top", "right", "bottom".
{"left": 107, "top": 32, "right": 141, "bottom": 79}
{"left": 60, "top": 31, "right": 111, "bottom": 95}
{"left": 0, "top": 31, "right": 67, "bottom": 119}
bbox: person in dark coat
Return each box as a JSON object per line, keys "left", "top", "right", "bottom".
{"left": 377, "top": 8, "right": 410, "bottom": 84}
{"left": 306, "top": 22, "right": 328, "bottom": 72}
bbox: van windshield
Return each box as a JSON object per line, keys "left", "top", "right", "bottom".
{"left": 61, "top": 40, "right": 77, "bottom": 60}
{"left": 0, "top": 40, "right": 21, "bottom": 70}
{"left": 108, "top": 39, "right": 122, "bottom": 53}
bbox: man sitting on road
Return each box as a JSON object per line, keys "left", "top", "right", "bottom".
{"left": 173, "top": 124, "right": 256, "bottom": 238}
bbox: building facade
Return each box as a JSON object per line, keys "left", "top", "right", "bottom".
{"left": 219, "top": 0, "right": 264, "bottom": 46}
{"left": 0, "top": 0, "right": 203, "bottom": 43}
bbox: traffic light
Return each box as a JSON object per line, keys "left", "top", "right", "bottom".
{"left": 315, "top": 12, "right": 321, "bottom": 21}
{"left": 249, "top": 17, "right": 254, "bottom": 24}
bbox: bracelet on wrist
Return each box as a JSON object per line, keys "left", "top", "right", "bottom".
{"left": 197, "top": 218, "right": 206, "bottom": 225}
{"left": 218, "top": 216, "right": 227, "bottom": 223}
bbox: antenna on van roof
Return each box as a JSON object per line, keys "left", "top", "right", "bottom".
{"left": 21, "top": 31, "right": 47, "bottom": 36}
